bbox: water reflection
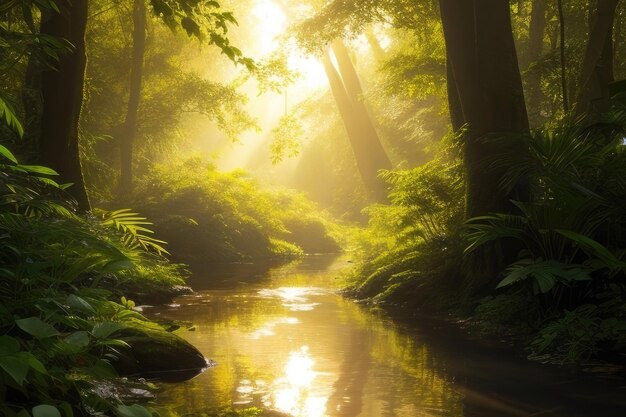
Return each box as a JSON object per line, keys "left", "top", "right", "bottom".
{"left": 274, "top": 346, "right": 326, "bottom": 417}
{"left": 152, "top": 256, "right": 626, "bottom": 417}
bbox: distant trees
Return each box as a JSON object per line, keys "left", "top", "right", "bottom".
{"left": 119, "top": 0, "right": 147, "bottom": 196}
{"left": 323, "top": 41, "right": 392, "bottom": 202}
{"left": 574, "top": 0, "right": 621, "bottom": 116}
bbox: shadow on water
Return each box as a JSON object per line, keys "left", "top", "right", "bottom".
{"left": 149, "top": 255, "right": 626, "bottom": 417}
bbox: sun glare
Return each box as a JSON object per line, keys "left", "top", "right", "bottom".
{"left": 273, "top": 346, "right": 328, "bottom": 417}
{"left": 252, "top": 0, "right": 287, "bottom": 54}
{"left": 253, "top": 0, "right": 327, "bottom": 92}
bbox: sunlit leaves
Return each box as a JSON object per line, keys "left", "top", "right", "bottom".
{"left": 0, "top": 96, "right": 24, "bottom": 138}
{"left": 98, "top": 208, "right": 169, "bottom": 255}
{"left": 149, "top": 0, "right": 254, "bottom": 68}
{"left": 270, "top": 114, "right": 304, "bottom": 164}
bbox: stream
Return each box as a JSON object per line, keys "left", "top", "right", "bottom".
{"left": 148, "top": 255, "right": 626, "bottom": 417}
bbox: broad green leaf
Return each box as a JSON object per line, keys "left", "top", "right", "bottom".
{"left": 20, "top": 165, "right": 58, "bottom": 176}
{"left": 91, "top": 322, "right": 124, "bottom": 339}
{"left": 116, "top": 405, "right": 152, "bottom": 417}
{"left": 66, "top": 294, "right": 96, "bottom": 314}
{"left": 21, "top": 353, "right": 47, "bottom": 374}
{"left": 0, "top": 144, "right": 18, "bottom": 163}
{"left": 556, "top": 229, "right": 624, "bottom": 268}
{"left": 0, "top": 335, "right": 20, "bottom": 355}
{"left": 32, "top": 405, "right": 61, "bottom": 417}
{"left": 0, "top": 355, "right": 29, "bottom": 385}
{"left": 65, "top": 331, "right": 90, "bottom": 348}
{"left": 16, "top": 317, "right": 59, "bottom": 339}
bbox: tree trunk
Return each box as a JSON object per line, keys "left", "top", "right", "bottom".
{"left": 574, "top": 0, "right": 620, "bottom": 116}
{"left": 322, "top": 49, "right": 391, "bottom": 203}
{"left": 331, "top": 40, "right": 392, "bottom": 169}
{"left": 440, "top": 0, "right": 530, "bottom": 219}
{"left": 364, "top": 28, "right": 385, "bottom": 61}
{"left": 440, "top": 0, "right": 530, "bottom": 289}
{"left": 119, "top": 0, "right": 147, "bottom": 196}
{"left": 557, "top": 0, "right": 570, "bottom": 112}
{"left": 526, "top": 0, "right": 547, "bottom": 123}
{"left": 39, "top": 0, "right": 90, "bottom": 210}
{"left": 446, "top": 56, "right": 464, "bottom": 133}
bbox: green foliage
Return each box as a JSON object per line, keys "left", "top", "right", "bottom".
{"left": 0, "top": 95, "right": 24, "bottom": 138}
{"left": 131, "top": 158, "right": 342, "bottom": 263}
{"left": 348, "top": 145, "right": 465, "bottom": 307}
{"left": 472, "top": 293, "right": 540, "bottom": 337}
{"left": 464, "top": 112, "right": 626, "bottom": 362}
{"left": 530, "top": 300, "right": 626, "bottom": 364}
{"left": 149, "top": 0, "right": 254, "bottom": 69}
{"left": 98, "top": 208, "right": 169, "bottom": 255}
{"left": 466, "top": 118, "right": 626, "bottom": 302}
{"left": 0, "top": 145, "right": 186, "bottom": 415}
{"left": 269, "top": 114, "right": 303, "bottom": 164}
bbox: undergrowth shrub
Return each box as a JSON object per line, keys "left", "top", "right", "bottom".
{"left": 0, "top": 145, "right": 185, "bottom": 416}
{"left": 131, "top": 158, "right": 342, "bottom": 263}
{"left": 466, "top": 109, "right": 626, "bottom": 363}
{"left": 348, "top": 144, "right": 465, "bottom": 308}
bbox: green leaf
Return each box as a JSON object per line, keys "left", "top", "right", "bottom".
{"left": 91, "top": 322, "right": 124, "bottom": 339}
{"left": 22, "top": 353, "right": 47, "bottom": 374}
{"left": 0, "top": 356, "right": 29, "bottom": 385}
{"left": 0, "top": 96, "right": 24, "bottom": 138}
{"left": 0, "top": 335, "right": 20, "bottom": 355}
{"left": 66, "top": 294, "right": 96, "bottom": 314}
{"left": 16, "top": 317, "right": 60, "bottom": 339}
{"left": 556, "top": 229, "right": 624, "bottom": 268}
{"left": 20, "top": 165, "right": 59, "bottom": 176}
{"left": 32, "top": 405, "right": 61, "bottom": 417}
{"left": 0, "top": 144, "right": 18, "bottom": 163}
{"left": 116, "top": 405, "right": 152, "bottom": 417}
{"left": 65, "top": 331, "right": 90, "bottom": 348}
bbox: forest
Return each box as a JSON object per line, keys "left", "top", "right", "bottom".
{"left": 1, "top": 0, "right": 626, "bottom": 416}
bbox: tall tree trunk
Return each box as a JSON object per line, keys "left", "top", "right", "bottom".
{"left": 39, "top": 0, "right": 90, "bottom": 210}
{"left": 119, "top": 0, "right": 146, "bottom": 196}
{"left": 440, "top": 0, "right": 530, "bottom": 289}
{"left": 575, "top": 0, "right": 620, "bottom": 116}
{"left": 440, "top": 0, "right": 530, "bottom": 219}
{"left": 322, "top": 50, "right": 390, "bottom": 203}
{"left": 446, "top": 56, "right": 464, "bottom": 133}
{"left": 526, "top": 0, "right": 548, "bottom": 123}
{"left": 364, "top": 28, "right": 385, "bottom": 61}
{"left": 331, "top": 39, "right": 392, "bottom": 170}
{"left": 557, "top": 0, "right": 570, "bottom": 112}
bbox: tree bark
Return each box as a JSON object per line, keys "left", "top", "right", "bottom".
{"left": 119, "top": 0, "right": 147, "bottom": 196}
{"left": 440, "top": 0, "right": 530, "bottom": 219}
{"left": 440, "top": 0, "right": 531, "bottom": 289}
{"left": 526, "top": 0, "right": 548, "bottom": 123}
{"left": 322, "top": 49, "right": 391, "bottom": 203}
{"left": 39, "top": 0, "right": 90, "bottom": 210}
{"left": 575, "top": 0, "right": 620, "bottom": 116}
{"left": 331, "top": 39, "right": 392, "bottom": 171}
{"left": 557, "top": 0, "right": 570, "bottom": 113}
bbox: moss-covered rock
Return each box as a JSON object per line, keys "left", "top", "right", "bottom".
{"left": 113, "top": 320, "right": 208, "bottom": 382}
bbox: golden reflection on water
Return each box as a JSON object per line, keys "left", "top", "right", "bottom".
{"left": 273, "top": 346, "right": 327, "bottom": 417}
{"left": 152, "top": 258, "right": 463, "bottom": 417}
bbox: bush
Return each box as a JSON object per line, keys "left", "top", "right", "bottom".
{"left": 0, "top": 145, "right": 189, "bottom": 416}
{"left": 130, "top": 158, "right": 342, "bottom": 263}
